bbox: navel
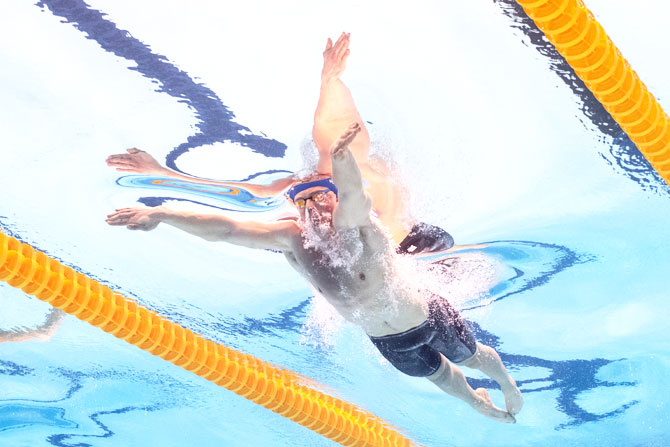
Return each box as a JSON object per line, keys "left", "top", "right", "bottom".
{"left": 359, "top": 273, "right": 366, "bottom": 281}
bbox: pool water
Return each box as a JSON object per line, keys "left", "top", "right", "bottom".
{"left": 1, "top": 0, "right": 669, "bottom": 446}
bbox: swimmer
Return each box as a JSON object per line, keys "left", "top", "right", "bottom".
{"left": 106, "top": 33, "right": 457, "bottom": 254}
{"left": 106, "top": 122, "right": 523, "bottom": 423}
{"left": 0, "top": 308, "right": 64, "bottom": 344}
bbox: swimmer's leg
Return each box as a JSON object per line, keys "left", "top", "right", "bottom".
{"left": 428, "top": 354, "right": 515, "bottom": 423}
{"left": 313, "top": 32, "right": 371, "bottom": 174}
{"left": 456, "top": 343, "right": 524, "bottom": 416}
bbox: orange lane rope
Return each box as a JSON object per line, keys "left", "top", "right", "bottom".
{"left": 0, "top": 231, "right": 413, "bottom": 447}
{"left": 515, "top": 0, "right": 670, "bottom": 185}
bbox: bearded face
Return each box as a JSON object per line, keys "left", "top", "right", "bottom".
{"left": 292, "top": 187, "right": 338, "bottom": 231}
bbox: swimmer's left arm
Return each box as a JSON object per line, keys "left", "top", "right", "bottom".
{"left": 330, "top": 123, "right": 372, "bottom": 229}
{"left": 106, "top": 206, "right": 298, "bottom": 251}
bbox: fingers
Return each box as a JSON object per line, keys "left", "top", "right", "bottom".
{"left": 106, "top": 207, "right": 156, "bottom": 232}
{"left": 338, "top": 122, "right": 359, "bottom": 136}
{"left": 105, "top": 154, "right": 136, "bottom": 166}
{"left": 333, "top": 32, "right": 346, "bottom": 49}
{"left": 105, "top": 154, "right": 140, "bottom": 171}
{"left": 342, "top": 122, "right": 361, "bottom": 141}
{"left": 105, "top": 208, "right": 137, "bottom": 224}
{"left": 106, "top": 218, "right": 145, "bottom": 230}
{"left": 106, "top": 160, "right": 137, "bottom": 169}
{"left": 106, "top": 149, "right": 143, "bottom": 163}
{"left": 335, "top": 34, "right": 350, "bottom": 59}
{"left": 105, "top": 215, "right": 129, "bottom": 225}
{"left": 106, "top": 160, "right": 136, "bottom": 169}
{"left": 341, "top": 48, "right": 350, "bottom": 65}
{"left": 106, "top": 153, "right": 139, "bottom": 161}
{"left": 106, "top": 154, "right": 130, "bottom": 162}
{"left": 330, "top": 123, "right": 362, "bottom": 156}
{"left": 327, "top": 32, "right": 350, "bottom": 56}
{"left": 339, "top": 123, "right": 361, "bottom": 142}
{"left": 106, "top": 218, "right": 127, "bottom": 226}
{"left": 111, "top": 208, "right": 138, "bottom": 214}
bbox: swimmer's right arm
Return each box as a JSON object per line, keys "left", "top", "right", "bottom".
{"left": 330, "top": 123, "right": 372, "bottom": 229}
{"left": 106, "top": 206, "right": 298, "bottom": 251}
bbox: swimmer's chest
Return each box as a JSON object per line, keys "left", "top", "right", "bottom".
{"left": 284, "top": 227, "right": 388, "bottom": 298}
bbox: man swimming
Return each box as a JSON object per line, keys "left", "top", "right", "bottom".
{"left": 106, "top": 33, "right": 456, "bottom": 254}
{"left": 106, "top": 122, "right": 523, "bottom": 422}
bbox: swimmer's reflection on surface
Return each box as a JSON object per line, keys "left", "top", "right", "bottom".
{"left": 0, "top": 308, "right": 64, "bottom": 344}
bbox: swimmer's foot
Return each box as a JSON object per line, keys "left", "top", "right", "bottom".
{"left": 502, "top": 382, "right": 524, "bottom": 416}
{"left": 472, "top": 388, "right": 516, "bottom": 424}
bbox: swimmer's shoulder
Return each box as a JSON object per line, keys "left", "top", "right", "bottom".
{"left": 270, "top": 218, "right": 302, "bottom": 251}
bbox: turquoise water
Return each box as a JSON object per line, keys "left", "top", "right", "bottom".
{"left": 1, "top": 0, "right": 670, "bottom": 446}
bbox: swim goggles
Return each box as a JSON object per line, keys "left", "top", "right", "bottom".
{"left": 286, "top": 178, "right": 339, "bottom": 208}
{"left": 294, "top": 190, "right": 333, "bottom": 208}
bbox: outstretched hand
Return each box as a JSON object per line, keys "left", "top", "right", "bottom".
{"left": 330, "top": 122, "right": 362, "bottom": 160}
{"left": 106, "top": 207, "right": 162, "bottom": 231}
{"left": 106, "top": 148, "right": 166, "bottom": 175}
{"left": 322, "top": 32, "right": 350, "bottom": 82}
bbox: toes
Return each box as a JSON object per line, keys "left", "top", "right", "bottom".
{"left": 494, "top": 410, "right": 516, "bottom": 424}
{"left": 473, "top": 388, "right": 516, "bottom": 423}
{"left": 503, "top": 386, "right": 524, "bottom": 415}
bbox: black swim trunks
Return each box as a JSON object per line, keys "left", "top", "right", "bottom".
{"left": 369, "top": 297, "right": 477, "bottom": 377}
{"left": 397, "top": 222, "right": 454, "bottom": 254}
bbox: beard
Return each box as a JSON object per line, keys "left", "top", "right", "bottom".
{"left": 302, "top": 208, "right": 335, "bottom": 252}
{"left": 305, "top": 207, "right": 332, "bottom": 232}
{"left": 301, "top": 208, "right": 363, "bottom": 269}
